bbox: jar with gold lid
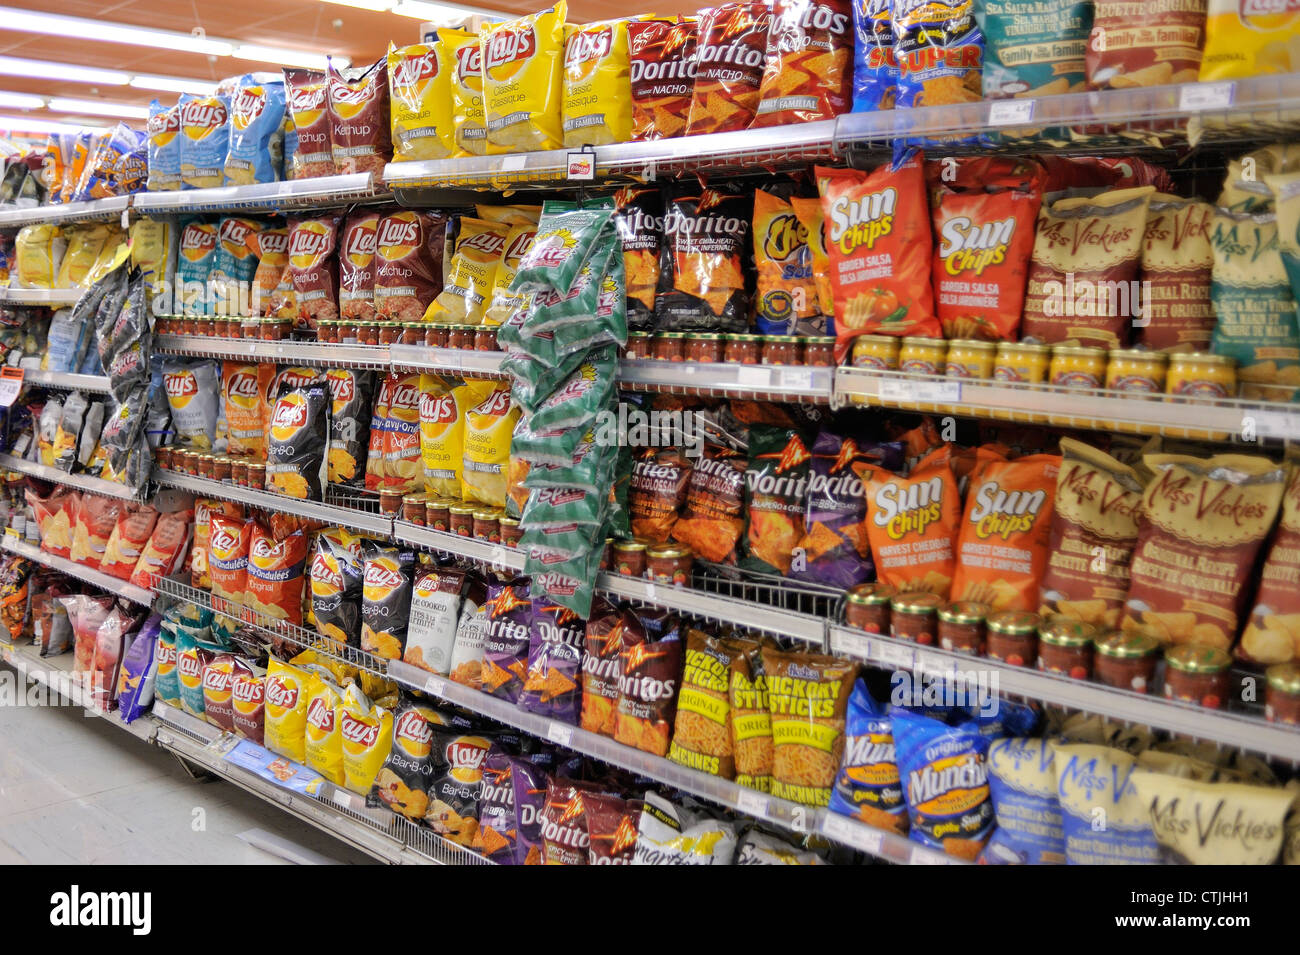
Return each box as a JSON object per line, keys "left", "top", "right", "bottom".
{"left": 1049, "top": 345, "right": 1108, "bottom": 389}
{"left": 851, "top": 334, "right": 900, "bottom": 371}
{"left": 898, "top": 337, "right": 947, "bottom": 376}
{"left": 1106, "top": 348, "right": 1167, "bottom": 394}
{"left": 1166, "top": 352, "right": 1236, "bottom": 399}
{"left": 944, "top": 339, "right": 997, "bottom": 380}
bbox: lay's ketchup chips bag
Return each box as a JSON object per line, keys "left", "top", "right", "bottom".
{"left": 482, "top": 2, "right": 568, "bottom": 154}
{"left": 339, "top": 210, "right": 380, "bottom": 322}
{"left": 862, "top": 460, "right": 962, "bottom": 599}
{"left": 752, "top": 0, "right": 854, "bottom": 127}
{"left": 283, "top": 69, "right": 335, "bottom": 179}
{"left": 327, "top": 56, "right": 391, "bottom": 177}
{"left": 288, "top": 215, "right": 341, "bottom": 328}
{"left": 388, "top": 41, "right": 456, "bottom": 162}
{"left": 563, "top": 19, "right": 633, "bottom": 147}
{"left": 816, "top": 158, "right": 939, "bottom": 361}
{"left": 686, "top": 2, "right": 773, "bottom": 135}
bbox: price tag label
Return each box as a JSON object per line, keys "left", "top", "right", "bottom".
{"left": 737, "top": 366, "right": 773, "bottom": 389}
{"left": 912, "top": 848, "right": 955, "bottom": 865}
{"left": 831, "top": 627, "right": 873, "bottom": 661}
{"left": 332, "top": 788, "right": 361, "bottom": 811}
{"left": 500, "top": 154, "right": 528, "bottom": 172}
{"left": 821, "top": 812, "right": 884, "bottom": 854}
{"left": 988, "top": 99, "right": 1035, "bottom": 126}
{"left": 644, "top": 582, "right": 657, "bottom": 602}
{"left": 425, "top": 676, "right": 446, "bottom": 698}
{"left": 120, "top": 207, "right": 130, "bottom": 230}
{"left": 1179, "top": 81, "right": 1235, "bottom": 112}
{"left": 0, "top": 367, "right": 24, "bottom": 408}
{"left": 736, "top": 790, "right": 769, "bottom": 818}
{"left": 878, "top": 378, "right": 961, "bottom": 403}
{"left": 875, "top": 640, "right": 915, "bottom": 670}
{"left": 1249, "top": 410, "right": 1295, "bottom": 441}
{"left": 914, "top": 650, "right": 952, "bottom": 679}
{"left": 779, "top": 368, "right": 815, "bottom": 391}
{"left": 566, "top": 152, "right": 596, "bottom": 181}
{"left": 546, "top": 722, "right": 573, "bottom": 747}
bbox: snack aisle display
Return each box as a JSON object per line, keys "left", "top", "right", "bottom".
{"left": 1, "top": 1, "right": 1300, "bottom": 868}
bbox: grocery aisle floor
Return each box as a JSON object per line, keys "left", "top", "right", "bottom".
{"left": 0, "top": 672, "right": 372, "bottom": 864}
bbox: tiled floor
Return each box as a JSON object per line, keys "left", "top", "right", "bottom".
{"left": 0, "top": 680, "right": 372, "bottom": 865}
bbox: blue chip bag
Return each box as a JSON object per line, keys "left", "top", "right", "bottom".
{"left": 1054, "top": 743, "right": 1161, "bottom": 865}
{"left": 147, "top": 100, "right": 182, "bottom": 192}
{"left": 965, "top": 697, "right": 1039, "bottom": 737}
{"left": 209, "top": 217, "right": 264, "bottom": 314}
{"left": 892, "top": 706, "right": 994, "bottom": 859}
{"left": 117, "top": 614, "right": 161, "bottom": 724}
{"left": 893, "top": 0, "right": 983, "bottom": 146}
{"left": 852, "top": 0, "right": 898, "bottom": 112}
{"left": 828, "top": 681, "right": 908, "bottom": 833}
{"left": 175, "top": 625, "right": 224, "bottom": 720}
{"left": 154, "top": 618, "right": 180, "bottom": 707}
{"left": 282, "top": 111, "right": 299, "bottom": 182}
{"left": 178, "top": 93, "right": 231, "bottom": 190}
{"left": 175, "top": 218, "right": 219, "bottom": 315}
{"left": 225, "top": 75, "right": 287, "bottom": 186}
{"left": 980, "top": 737, "right": 1065, "bottom": 864}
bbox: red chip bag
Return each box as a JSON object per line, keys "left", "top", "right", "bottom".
{"left": 130, "top": 509, "right": 193, "bottom": 588}
{"left": 27, "top": 486, "right": 76, "bottom": 559}
{"left": 284, "top": 68, "right": 335, "bottom": 179}
{"left": 374, "top": 210, "right": 448, "bottom": 322}
{"left": 686, "top": 2, "right": 773, "bottom": 136}
{"left": 64, "top": 594, "right": 114, "bottom": 676}
{"left": 288, "top": 215, "right": 341, "bottom": 329}
{"left": 751, "top": 0, "right": 854, "bottom": 127}
{"left": 327, "top": 57, "right": 392, "bottom": 177}
{"left": 246, "top": 522, "right": 309, "bottom": 626}
{"left": 101, "top": 505, "right": 160, "bottom": 580}
{"left": 206, "top": 514, "right": 252, "bottom": 603}
{"left": 339, "top": 209, "right": 381, "bottom": 321}
{"left": 627, "top": 19, "right": 698, "bottom": 141}
{"left": 816, "top": 158, "right": 939, "bottom": 362}
{"left": 70, "top": 494, "right": 126, "bottom": 570}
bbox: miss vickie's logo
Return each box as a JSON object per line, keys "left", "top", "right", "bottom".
{"left": 1147, "top": 467, "right": 1273, "bottom": 528}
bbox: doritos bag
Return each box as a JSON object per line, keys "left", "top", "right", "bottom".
{"left": 563, "top": 19, "right": 633, "bottom": 147}
{"left": 326, "top": 368, "right": 373, "bottom": 487}
{"left": 482, "top": 577, "right": 533, "bottom": 702}
{"left": 338, "top": 210, "right": 380, "bottom": 322}
{"left": 851, "top": 0, "right": 898, "bottom": 112}
{"left": 751, "top": 0, "right": 854, "bottom": 127}
{"left": 519, "top": 597, "right": 585, "bottom": 724}
{"left": 267, "top": 372, "right": 330, "bottom": 500}
{"left": 685, "top": 2, "right": 773, "bottom": 135}
{"left": 283, "top": 68, "right": 335, "bottom": 179}
{"left": 614, "top": 628, "right": 683, "bottom": 757}
{"left": 482, "top": 2, "right": 568, "bottom": 153}
{"left": 613, "top": 185, "right": 663, "bottom": 332}
{"left": 327, "top": 56, "right": 392, "bottom": 177}
{"left": 657, "top": 185, "right": 750, "bottom": 331}
{"left": 627, "top": 19, "right": 697, "bottom": 142}
{"left": 629, "top": 447, "right": 693, "bottom": 544}
{"left": 742, "top": 426, "right": 812, "bottom": 576}
{"left": 388, "top": 41, "right": 456, "bottom": 162}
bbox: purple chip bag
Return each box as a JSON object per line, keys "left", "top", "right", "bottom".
{"left": 518, "top": 596, "right": 585, "bottom": 724}
{"left": 483, "top": 577, "right": 533, "bottom": 702}
{"left": 508, "top": 755, "right": 551, "bottom": 865}
{"left": 793, "top": 432, "right": 904, "bottom": 589}
{"left": 478, "top": 750, "right": 519, "bottom": 864}
{"left": 117, "top": 614, "right": 161, "bottom": 723}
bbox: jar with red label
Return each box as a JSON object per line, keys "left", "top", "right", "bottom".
{"left": 153, "top": 446, "right": 172, "bottom": 470}
{"left": 986, "top": 610, "right": 1040, "bottom": 666}
{"left": 1094, "top": 630, "right": 1159, "bottom": 694}
{"left": 653, "top": 333, "right": 686, "bottom": 362}
{"left": 247, "top": 462, "right": 266, "bottom": 489}
{"left": 600, "top": 537, "right": 615, "bottom": 571}
{"left": 425, "top": 324, "right": 449, "bottom": 348}
{"left": 646, "top": 543, "right": 693, "bottom": 587}
{"left": 1265, "top": 663, "right": 1300, "bottom": 725}
{"left": 803, "top": 337, "right": 836, "bottom": 367}
{"left": 402, "top": 493, "right": 427, "bottom": 525}
{"left": 1163, "top": 644, "right": 1232, "bottom": 709}
{"left": 762, "top": 335, "right": 803, "bottom": 366}
{"left": 197, "top": 453, "right": 216, "bottom": 480}
{"left": 230, "top": 458, "right": 248, "bottom": 487}
{"left": 396, "top": 322, "right": 420, "bottom": 346}
{"left": 612, "top": 539, "right": 648, "bottom": 577}
{"left": 1037, "top": 617, "right": 1096, "bottom": 679}
{"left": 724, "top": 334, "right": 762, "bottom": 364}
{"left": 358, "top": 322, "right": 380, "bottom": 346}
{"left": 447, "top": 325, "right": 475, "bottom": 350}
{"left": 212, "top": 455, "right": 232, "bottom": 484}
{"left": 845, "top": 583, "right": 894, "bottom": 634}
{"left": 473, "top": 509, "right": 501, "bottom": 544}
{"left": 475, "top": 326, "right": 499, "bottom": 352}
{"left": 938, "top": 601, "right": 989, "bottom": 655}
{"left": 449, "top": 502, "right": 476, "bottom": 537}
{"left": 685, "top": 333, "right": 724, "bottom": 364}
{"left": 379, "top": 488, "right": 403, "bottom": 515}
{"left": 625, "top": 332, "right": 654, "bottom": 360}
{"left": 425, "top": 498, "right": 451, "bottom": 532}
{"left": 890, "top": 592, "right": 942, "bottom": 644}
{"left": 378, "top": 322, "right": 401, "bottom": 345}
{"left": 500, "top": 516, "right": 522, "bottom": 547}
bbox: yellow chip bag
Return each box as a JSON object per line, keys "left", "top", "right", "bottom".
{"left": 264, "top": 657, "right": 312, "bottom": 764}
{"left": 56, "top": 224, "right": 113, "bottom": 289}
{"left": 562, "top": 19, "right": 632, "bottom": 147}
{"left": 340, "top": 682, "right": 394, "bottom": 796}
{"left": 462, "top": 380, "right": 520, "bottom": 507}
{"left": 482, "top": 1, "right": 568, "bottom": 153}
{"left": 426, "top": 217, "right": 510, "bottom": 324}
{"left": 789, "top": 195, "right": 835, "bottom": 318}
{"left": 445, "top": 28, "right": 489, "bottom": 156}
{"left": 421, "top": 375, "right": 495, "bottom": 498}
{"left": 388, "top": 41, "right": 457, "bottom": 162}
{"left": 483, "top": 222, "right": 538, "bottom": 326}
{"left": 1201, "top": 1, "right": 1300, "bottom": 81}
{"left": 303, "top": 672, "right": 346, "bottom": 785}
{"left": 15, "top": 224, "right": 64, "bottom": 289}
{"left": 476, "top": 204, "right": 542, "bottom": 227}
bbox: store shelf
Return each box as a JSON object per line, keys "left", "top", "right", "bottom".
{"left": 0, "top": 452, "right": 142, "bottom": 500}
{"left": 1, "top": 534, "right": 154, "bottom": 605}
{"left": 388, "top": 344, "right": 507, "bottom": 377}
{"left": 0, "top": 196, "right": 130, "bottom": 229}
{"left": 0, "top": 287, "right": 84, "bottom": 306}
{"left": 154, "top": 469, "right": 394, "bottom": 536}
{"left": 154, "top": 334, "right": 391, "bottom": 370}
{"left": 150, "top": 701, "right": 492, "bottom": 865}
{"left": 834, "top": 366, "right": 1300, "bottom": 442}
{"left": 132, "top": 173, "right": 390, "bottom": 215}
{"left": 394, "top": 520, "right": 521, "bottom": 570}
{"left": 826, "top": 625, "right": 1300, "bottom": 764}
{"left": 21, "top": 370, "right": 111, "bottom": 393}
{"left": 0, "top": 640, "right": 156, "bottom": 742}
{"left": 620, "top": 359, "right": 833, "bottom": 403}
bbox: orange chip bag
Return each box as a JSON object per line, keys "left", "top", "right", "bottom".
{"left": 789, "top": 195, "right": 835, "bottom": 319}
{"left": 862, "top": 461, "right": 961, "bottom": 599}
{"left": 247, "top": 522, "right": 309, "bottom": 626}
{"left": 686, "top": 2, "right": 773, "bottom": 135}
{"left": 627, "top": 19, "right": 697, "bottom": 141}
{"left": 208, "top": 515, "right": 253, "bottom": 606}
{"left": 223, "top": 361, "right": 276, "bottom": 457}
{"left": 129, "top": 509, "right": 193, "bottom": 588}
{"left": 101, "top": 504, "right": 159, "bottom": 581}
{"left": 816, "top": 158, "right": 940, "bottom": 361}
{"left": 951, "top": 454, "right": 1062, "bottom": 612}
{"left": 753, "top": 188, "right": 822, "bottom": 333}
{"left": 563, "top": 19, "right": 633, "bottom": 147}
{"left": 251, "top": 227, "right": 289, "bottom": 316}
{"left": 751, "top": 0, "right": 853, "bottom": 127}
{"left": 482, "top": 2, "right": 568, "bottom": 153}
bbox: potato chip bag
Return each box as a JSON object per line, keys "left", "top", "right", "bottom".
{"left": 15, "top": 224, "right": 64, "bottom": 290}
{"left": 862, "top": 460, "right": 962, "bottom": 599}
{"left": 326, "top": 368, "right": 373, "bottom": 487}
{"left": 374, "top": 210, "right": 448, "bottom": 323}
{"left": 304, "top": 672, "right": 346, "bottom": 785}
{"left": 379, "top": 372, "right": 423, "bottom": 494}
{"left": 129, "top": 508, "right": 193, "bottom": 588}
{"left": 686, "top": 2, "right": 773, "bottom": 135}
{"left": 656, "top": 185, "right": 750, "bottom": 331}
{"left": 164, "top": 359, "right": 221, "bottom": 450}
{"left": 361, "top": 542, "right": 415, "bottom": 660}
{"left": 178, "top": 94, "right": 231, "bottom": 189}
{"left": 752, "top": 188, "right": 821, "bottom": 334}
{"left": 762, "top": 646, "right": 858, "bottom": 808}
{"left": 482, "top": 2, "right": 568, "bottom": 153}
{"left": 816, "top": 158, "right": 940, "bottom": 361}
{"left": 388, "top": 41, "right": 456, "bottom": 162}
{"left": 365, "top": 373, "right": 392, "bottom": 492}
{"left": 894, "top": 0, "right": 983, "bottom": 122}
{"left": 627, "top": 19, "right": 697, "bottom": 141}
{"left": 288, "top": 215, "right": 341, "bottom": 328}
{"left": 328, "top": 56, "right": 392, "bottom": 177}
{"left": 208, "top": 515, "right": 254, "bottom": 606}
{"left": 978, "top": 0, "right": 1090, "bottom": 102}
{"left": 828, "top": 680, "right": 907, "bottom": 833}
{"left": 69, "top": 494, "right": 122, "bottom": 570}
{"left": 174, "top": 219, "right": 217, "bottom": 314}
{"left": 264, "top": 657, "right": 313, "bottom": 764}
{"left": 427, "top": 217, "right": 510, "bottom": 324}
{"left": 251, "top": 227, "right": 289, "bottom": 316}
{"left": 563, "top": 19, "right": 632, "bottom": 147}
{"left": 188, "top": 498, "right": 223, "bottom": 590}
{"left": 56, "top": 225, "right": 112, "bottom": 290}
{"left": 176, "top": 627, "right": 220, "bottom": 722}
{"left": 1139, "top": 194, "right": 1216, "bottom": 351}
{"left": 268, "top": 373, "right": 331, "bottom": 500}
{"left": 421, "top": 375, "right": 493, "bottom": 498}
{"left": 101, "top": 504, "right": 159, "bottom": 582}
{"left": 1087, "top": 1, "right": 1205, "bottom": 90}
{"left": 444, "top": 28, "right": 489, "bottom": 156}
{"left": 1202, "top": 0, "right": 1300, "bottom": 80}
{"left": 247, "top": 522, "right": 308, "bottom": 626}
{"left": 462, "top": 381, "right": 520, "bottom": 507}
{"left": 789, "top": 195, "right": 836, "bottom": 319}
{"left": 742, "top": 426, "right": 812, "bottom": 576}
{"left": 146, "top": 100, "right": 182, "bottom": 191}
{"left": 225, "top": 76, "right": 286, "bottom": 186}
{"left": 338, "top": 210, "right": 380, "bottom": 322}
{"left": 752, "top": 0, "right": 853, "bottom": 127}
{"left": 222, "top": 361, "right": 274, "bottom": 458}
{"left": 284, "top": 68, "right": 335, "bottom": 179}
{"left": 203, "top": 653, "right": 252, "bottom": 735}
{"left": 1240, "top": 468, "right": 1300, "bottom": 665}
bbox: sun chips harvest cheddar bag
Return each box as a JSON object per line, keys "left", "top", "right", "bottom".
{"left": 388, "top": 42, "right": 456, "bottom": 162}
{"left": 563, "top": 20, "right": 632, "bottom": 147}
{"left": 482, "top": 2, "right": 568, "bottom": 153}
{"left": 752, "top": 0, "right": 854, "bottom": 127}
{"left": 862, "top": 459, "right": 961, "bottom": 598}
{"left": 627, "top": 19, "right": 698, "bottom": 141}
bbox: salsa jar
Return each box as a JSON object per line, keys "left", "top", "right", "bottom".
{"left": 212, "top": 455, "right": 232, "bottom": 484}
{"left": 845, "top": 582, "right": 895, "bottom": 634}
{"left": 762, "top": 335, "right": 803, "bottom": 366}
{"left": 612, "top": 538, "right": 649, "bottom": 577}
{"left": 247, "top": 462, "right": 266, "bottom": 489}
{"left": 653, "top": 332, "right": 686, "bottom": 362}
{"left": 213, "top": 317, "right": 232, "bottom": 338}
{"left": 402, "top": 493, "right": 427, "bottom": 525}
{"left": 898, "top": 337, "right": 947, "bottom": 375}
{"left": 425, "top": 498, "right": 451, "bottom": 532}
{"left": 1049, "top": 345, "right": 1108, "bottom": 389}
{"left": 1166, "top": 352, "right": 1236, "bottom": 398}
{"left": 723, "top": 333, "right": 762, "bottom": 364}
{"left": 263, "top": 318, "right": 292, "bottom": 341}
{"left": 646, "top": 543, "right": 693, "bottom": 587}
{"left": 803, "top": 337, "right": 836, "bottom": 367}
{"left": 378, "top": 488, "right": 403, "bottom": 515}
{"left": 358, "top": 322, "right": 380, "bottom": 346}
{"left": 240, "top": 316, "right": 262, "bottom": 339}
{"left": 475, "top": 326, "right": 499, "bottom": 352}
{"left": 449, "top": 502, "right": 476, "bottom": 537}
{"left": 1037, "top": 616, "right": 1097, "bottom": 679}
{"left": 685, "top": 333, "right": 724, "bottom": 364}
{"left": 851, "top": 334, "right": 900, "bottom": 371}
{"left": 425, "top": 324, "right": 449, "bottom": 348}
{"left": 1105, "top": 348, "right": 1167, "bottom": 394}
{"left": 337, "top": 322, "right": 360, "bottom": 344}
{"left": 447, "top": 325, "right": 476, "bottom": 350}
{"left": 197, "top": 454, "right": 216, "bottom": 480}
{"left": 624, "top": 332, "right": 654, "bottom": 360}
{"left": 316, "top": 321, "right": 336, "bottom": 343}
{"left": 378, "top": 322, "right": 401, "bottom": 345}
{"left": 1265, "top": 663, "right": 1300, "bottom": 725}
{"left": 500, "top": 516, "right": 522, "bottom": 547}
{"left": 400, "top": 323, "right": 424, "bottom": 346}
{"left": 938, "top": 600, "right": 990, "bottom": 655}
{"left": 1163, "top": 644, "right": 1232, "bottom": 709}
{"left": 230, "top": 457, "right": 248, "bottom": 487}
{"left": 472, "top": 509, "right": 501, "bottom": 543}
{"left": 1094, "top": 630, "right": 1160, "bottom": 694}
{"left": 986, "top": 610, "right": 1040, "bottom": 666}
{"left": 890, "top": 591, "right": 942, "bottom": 644}
{"left": 944, "top": 340, "right": 997, "bottom": 380}
{"left": 154, "top": 446, "right": 173, "bottom": 470}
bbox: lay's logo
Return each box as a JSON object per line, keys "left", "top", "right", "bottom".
{"left": 445, "top": 735, "right": 490, "bottom": 782}
{"left": 180, "top": 97, "right": 228, "bottom": 138}
{"left": 394, "top": 709, "right": 434, "bottom": 756}
{"left": 485, "top": 26, "right": 536, "bottom": 70}
{"left": 289, "top": 223, "right": 333, "bottom": 267}
{"left": 340, "top": 710, "right": 380, "bottom": 746}
{"left": 343, "top": 219, "right": 378, "bottom": 266}
{"left": 472, "top": 388, "right": 511, "bottom": 417}
{"left": 565, "top": 27, "right": 612, "bottom": 68}
{"left": 327, "top": 370, "right": 356, "bottom": 404}
{"left": 460, "top": 229, "right": 508, "bottom": 257}
{"left": 251, "top": 536, "right": 280, "bottom": 563}
{"left": 232, "top": 677, "right": 263, "bottom": 707}
{"left": 419, "top": 391, "right": 456, "bottom": 424}
{"left": 505, "top": 228, "right": 536, "bottom": 260}
{"left": 455, "top": 42, "right": 483, "bottom": 82}
{"left": 363, "top": 559, "right": 404, "bottom": 593}
{"left": 393, "top": 49, "right": 439, "bottom": 89}
{"left": 270, "top": 394, "right": 309, "bottom": 440}
{"left": 231, "top": 87, "right": 267, "bottom": 130}
{"left": 264, "top": 675, "right": 299, "bottom": 710}
{"left": 227, "top": 370, "right": 260, "bottom": 408}
{"left": 180, "top": 225, "right": 217, "bottom": 261}
{"left": 377, "top": 216, "right": 421, "bottom": 258}
{"left": 177, "top": 652, "right": 202, "bottom": 682}
{"left": 164, "top": 371, "right": 199, "bottom": 408}
{"left": 209, "top": 526, "right": 242, "bottom": 558}
{"left": 148, "top": 105, "right": 180, "bottom": 145}
{"left": 219, "top": 218, "right": 256, "bottom": 257}
{"left": 311, "top": 552, "right": 342, "bottom": 590}
{"left": 389, "top": 381, "right": 420, "bottom": 418}
{"left": 306, "top": 695, "right": 335, "bottom": 731}
{"left": 1240, "top": 0, "right": 1300, "bottom": 21}
{"left": 203, "top": 665, "right": 234, "bottom": 699}
{"left": 329, "top": 75, "right": 375, "bottom": 110}
{"left": 157, "top": 643, "right": 177, "bottom": 670}
{"left": 259, "top": 229, "right": 290, "bottom": 256}
{"left": 288, "top": 83, "right": 327, "bottom": 127}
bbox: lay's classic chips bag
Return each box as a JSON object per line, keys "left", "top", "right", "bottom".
{"left": 341, "top": 682, "right": 395, "bottom": 796}
{"left": 1201, "top": 0, "right": 1300, "bottom": 81}
{"left": 264, "top": 657, "right": 312, "bottom": 764}
{"left": 482, "top": 1, "right": 568, "bottom": 153}
{"left": 388, "top": 41, "right": 456, "bottom": 162}
{"left": 463, "top": 382, "right": 522, "bottom": 508}
{"left": 444, "top": 28, "right": 489, "bottom": 156}
{"left": 562, "top": 19, "right": 633, "bottom": 147}
{"left": 426, "top": 217, "right": 510, "bottom": 324}
{"left": 304, "top": 672, "right": 346, "bottom": 785}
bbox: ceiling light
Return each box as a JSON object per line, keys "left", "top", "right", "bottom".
{"left": 47, "top": 98, "right": 149, "bottom": 120}
{"left": 389, "top": 0, "right": 509, "bottom": 21}
{"left": 0, "top": 91, "right": 45, "bottom": 110}
{"left": 232, "top": 45, "right": 345, "bottom": 70}
{"left": 320, "top": 0, "right": 394, "bottom": 10}
{"left": 129, "top": 75, "right": 219, "bottom": 96}
{"left": 0, "top": 115, "right": 108, "bottom": 134}
{"left": 0, "top": 55, "right": 130, "bottom": 86}
{"left": 0, "top": 7, "right": 234, "bottom": 56}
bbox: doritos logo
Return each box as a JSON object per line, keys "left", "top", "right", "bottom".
{"left": 938, "top": 214, "right": 1014, "bottom": 277}
{"left": 777, "top": 435, "right": 810, "bottom": 474}
{"left": 827, "top": 187, "right": 897, "bottom": 254}
{"left": 340, "top": 710, "right": 381, "bottom": 746}
{"left": 968, "top": 480, "right": 1047, "bottom": 541}
{"left": 394, "top": 709, "right": 434, "bottom": 755}
{"left": 306, "top": 695, "right": 335, "bottom": 731}
{"left": 264, "top": 676, "right": 299, "bottom": 709}
{"left": 180, "top": 97, "right": 227, "bottom": 137}
{"left": 420, "top": 391, "right": 456, "bottom": 423}
{"left": 270, "top": 394, "right": 309, "bottom": 440}
{"left": 393, "top": 49, "right": 439, "bottom": 88}
{"left": 485, "top": 26, "right": 536, "bottom": 70}
{"left": 488, "top": 586, "right": 529, "bottom": 619}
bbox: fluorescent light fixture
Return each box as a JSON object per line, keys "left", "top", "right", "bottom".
{"left": 0, "top": 7, "right": 235, "bottom": 56}
{"left": 390, "top": 0, "right": 510, "bottom": 20}
{"left": 232, "top": 45, "right": 345, "bottom": 70}
{"left": 47, "top": 98, "right": 149, "bottom": 120}
{"left": 0, "top": 115, "right": 107, "bottom": 134}
{"left": 0, "top": 55, "right": 130, "bottom": 86}
{"left": 0, "top": 91, "right": 45, "bottom": 110}
{"left": 129, "top": 75, "right": 219, "bottom": 96}
{"left": 321, "top": 0, "right": 394, "bottom": 10}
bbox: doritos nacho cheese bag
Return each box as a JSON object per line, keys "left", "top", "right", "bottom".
{"left": 482, "top": 2, "right": 568, "bottom": 154}
{"left": 816, "top": 159, "right": 939, "bottom": 361}
{"left": 862, "top": 459, "right": 962, "bottom": 599}
{"left": 762, "top": 646, "right": 857, "bottom": 808}
{"left": 444, "top": 28, "right": 488, "bottom": 156}
{"left": 951, "top": 454, "right": 1060, "bottom": 612}
{"left": 563, "top": 19, "right": 633, "bottom": 147}
{"left": 388, "top": 41, "right": 456, "bottom": 162}
{"left": 627, "top": 19, "right": 697, "bottom": 141}
{"left": 686, "top": 2, "right": 773, "bottom": 136}
{"left": 752, "top": 0, "right": 853, "bottom": 127}
{"left": 264, "top": 657, "right": 312, "bottom": 764}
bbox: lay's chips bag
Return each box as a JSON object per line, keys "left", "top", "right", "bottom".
{"left": 175, "top": 220, "right": 219, "bottom": 315}
{"left": 381, "top": 372, "right": 423, "bottom": 494}
{"left": 462, "top": 381, "right": 520, "bottom": 508}
{"left": 422, "top": 376, "right": 496, "bottom": 498}
{"left": 426, "top": 217, "right": 510, "bottom": 324}
{"left": 210, "top": 217, "right": 263, "bottom": 315}
{"left": 482, "top": 1, "right": 568, "bottom": 153}
{"left": 326, "top": 368, "right": 374, "bottom": 487}
{"left": 562, "top": 19, "right": 633, "bottom": 147}
{"left": 264, "top": 657, "right": 312, "bottom": 764}
{"left": 1201, "top": 0, "right": 1300, "bottom": 81}
{"left": 304, "top": 671, "right": 346, "bottom": 785}
{"left": 388, "top": 41, "right": 457, "bottom": 161}
{"left": 222, "top": 361, "right": 275, "bottom": 457}
{"left": 445, "top": 28, "right": 489, "bottom": 156}
{"left": 178, "top": 94, "right": 231, "bottom": 190}
{"left": 146, "top": 100, "right": 182, "bottom": 191}
{"left": 340, "top": 682, "right": 394, "bottom": 795}
{"left": 224, "top": 75, "right": 286, "bottom": 186}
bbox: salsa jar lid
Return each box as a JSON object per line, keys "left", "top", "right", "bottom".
{"left": 472, "top": 509, "right": 500, "bottom": 521}
{"left": 1168, "top": 352, "right": 1236, "bottom": 367}
{"left": 1095, "top": 630, "right": 1160, "bottom": 659}
{"left": 1266, "top": 663, "right": 1300, "bottom": 693}
{"left": 987, "top": 610, "right": 1041, "bottom": 635}
{"left": 847, "top": 582, "right": 896, "bottom": 606}
{"left": 900, "top": 335, "right": 944, "bottom": 346}
{"left": 804, "top": 335, "right": 836, "bottom": 344}
{"left": 658, "top": 331, "right": 687, "bottom": 340}
{"left": 727, "top": 333, "right": 764, "bottom": 343}
{"left": 1051, "top": 345, "right": 1107, "bottom": 358}
{"left": 448, "top": 502, "right": 478, "bottom": 515}
{"left": 613, "top": 538, "right": 649, "bottom": 553}
{"left": 1165, "top": 643, "right": 1232, "bottom": 674}
{"left": 401, "top": 493, "right": 427, "bottom": 504}
{"left": 1109, "top": 347, "right": 1168, "bottom": 364}
{"left": 890, "top": 591, "right": 943, "bottom": 614}
{"left": 646, "top": 543, "right": 691, "bottom": 559}
{"left": 946, "top": 339, "right": 997, "bottom": 353}
{"left": 996, "top": 341, "right": 1052, "bottom": 354}
{"left": 938, "top": 600, "right": 990, "bottom": 625}
{"left": 1038, "top": 615, "right": 1098, "bottom": 647}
